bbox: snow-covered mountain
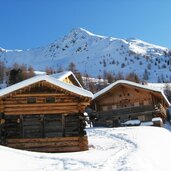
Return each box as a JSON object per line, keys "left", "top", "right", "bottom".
{"left": 1, "top": 28, "right": 171, "bottom": 82}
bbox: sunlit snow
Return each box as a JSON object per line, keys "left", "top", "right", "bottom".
{"left": 1, "top": 126, "right": 171, "bottom": 171}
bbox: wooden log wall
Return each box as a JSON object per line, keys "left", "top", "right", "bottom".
{"left": 0, "top": 82, "right": 90, "bottom": 151}
{"left": 3, "top": 113, "right": 85, "bottom": 139}
{"left": 2, "top": 94, "right": 88, "bottom": 115}
{"left": 97, "top": 86, "right": 153, "bottom": 111}
{"left": 0, "top": 113, "right": 3, "bottom": 144}
{"left": 0, "top": 100, "right": 3, "bottom": 113}
{"left": 5, "top": 115, "right": 20, "bottom": 139}
{"left": 44, "top": 114, "right": 63, "bottom": 138}
{"left": 93, "top": 110, "right": 154, "bottom": 127}
{"left": 65, "top": 114, "right": 86, "bottom": 137}
{"left": 1, "top": 113, "right": 88, "bottom": 152}
{"left": 22, "top": 115, "right": 43, "bottom": 138}
{"left": 6, "top": 136, "right": 88, "bottom": 152}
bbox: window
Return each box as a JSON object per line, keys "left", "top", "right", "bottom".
{"left": 27, "top": 97, "right": 36, "bottom": 104}
{"left": 112, "top": 105, "right": 117, "bottom": 109}
{"left": 46, "top": 97, "right": 55, "bottom": 103}
{"left": 134, "top": 102, "right": 140, "bottom": 106}
{"left": 102, "top": 106, "right": 108, "bottom": 111}
{"left": 144, "top": 100, "right": 149, "bottom": 105}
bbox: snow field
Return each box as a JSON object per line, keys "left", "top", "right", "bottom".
{"left": 1, "top": 126, "right": 171, "bottom": 171}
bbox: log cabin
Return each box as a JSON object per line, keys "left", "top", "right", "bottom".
{"left": 91, "top": 80, "right": 170, "bottom": 127}
{"left": 0, "top": 75, "right": 93, "bottom": 152}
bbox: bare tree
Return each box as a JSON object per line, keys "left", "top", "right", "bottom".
{"left": 126, "top": 72, "right": 140, "bottom": 83}
{"left": 68, "top": 62, "right": 77, "bottom": 73}
{"left": 28, "top": 66, "right": 35, "bottom": 78}
{"left": 0, "top": 61, "right": 5, "bottom": 83}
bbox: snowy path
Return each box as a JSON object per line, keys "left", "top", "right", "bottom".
{"left": 1, "top": 126, "right": 171, "bottom": 171}
{"left": 87, "top": 128, "right": 138, "bottom": 171}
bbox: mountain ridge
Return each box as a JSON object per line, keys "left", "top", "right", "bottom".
{"left": 0, "top": 28, "right": 171, "bottom": 82}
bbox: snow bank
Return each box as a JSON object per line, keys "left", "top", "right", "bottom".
{"left": 122, "top": 119, "right": 141, "bottom": 125}
{"left": 1, "top": 126, "right": 171, "bottom": 171}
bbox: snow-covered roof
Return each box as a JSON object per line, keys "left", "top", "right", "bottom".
{"left": 0, "top": 75, "right": 93, "bottom": 98}
{"left": 34, "top": 71, "right": 46, "bottom": 76}
{"left": 94, "top": 80, "right": 170, "bottom": 106}
{"left": 50, "top": 71, "right": 83, "bottom": 88}
{"left": 152, "top": 117, "right": 163, "bottom": 122}
{"left": 147, "top": 83, "right": 171, "bottom": 92}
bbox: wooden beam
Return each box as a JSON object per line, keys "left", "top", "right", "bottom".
{"left": 15, "top": 93, "right": 65, "bottom": 97}
{"left": 8, "top": 141, "right": 80, "bottom": 148}
{"left": 62, "top": 115, "right": 65, "bottom": 137}
{"left": 5, "top": 109, "right": 79, "bottom": 115}
{"left": 20, "top": 115, "right": 24, "bottom": 138}
{"left": 6, "top": 136, "right": 88, "bottom": 152}
{"left": 6, "top": 137, "right": 80, "bottom": 143}
{"left": 4, "top": 106, "right": 79, "bottom": 112}
{"left": 4, "top": 102, "right": 89, "bottom": 108}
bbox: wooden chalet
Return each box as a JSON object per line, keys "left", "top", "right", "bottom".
{"left": 0, "top": 75, "right": 93, "bottom": 152}
{"left": 91, "top": 80, "right": 170, "bottom": 127}
{"left": 51, "top": 71, "right": 83, "bottom": 88}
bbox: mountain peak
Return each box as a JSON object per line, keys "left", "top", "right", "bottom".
{"left": 68, "top": 27, "right": 106, "bottom": 39}
{"left": 69, "top": 27, "right": 96, "bottom": 36}
{"left": 70, "top": 27, "right": 92, "bottom": 34}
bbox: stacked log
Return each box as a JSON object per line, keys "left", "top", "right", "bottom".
{"left": 3, "top": 113, "right": 88, "bottom": 152}
{"left": 65, "top": 114, "right": 80, "bottom": 137}
{"left": 6, "top": 136, "right": 88, "bottom": 152}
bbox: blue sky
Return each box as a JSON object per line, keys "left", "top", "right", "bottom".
{"left": 0, "top": 0, "right": 171, "bottom": 49}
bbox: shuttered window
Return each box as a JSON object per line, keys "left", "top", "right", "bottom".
{"left": 46, "top": 97, "right": 55, "bottom": 103}
{"left": 27, "top": 97, "right": 36, "bottom": 104}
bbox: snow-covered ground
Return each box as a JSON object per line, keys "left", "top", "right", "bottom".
{"left": 1, "top": 125, "right": 171, "bottom": 171}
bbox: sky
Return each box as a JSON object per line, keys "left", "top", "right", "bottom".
{"left": 0, "top": 0, "right": 171, "bottom": 49}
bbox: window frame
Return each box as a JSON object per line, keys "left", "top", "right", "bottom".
{"left": 46, "top": 97, "right": 55, "bottom": 103}
{"left": 27, "top": 97, "right": 36, "bottom": 104}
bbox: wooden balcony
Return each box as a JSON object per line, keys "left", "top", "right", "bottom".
{"left": 154, "top": 103, "right": 167, "bottom": 120}
{"left": 94, "top": 103, "right": 167, "bottom": 121}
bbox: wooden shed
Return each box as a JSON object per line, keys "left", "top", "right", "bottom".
{"left": 0, "top": 75, "right": 93, "bottom": 152}
{"left": 91, "top": 80, "right": 170, "bottom": 127}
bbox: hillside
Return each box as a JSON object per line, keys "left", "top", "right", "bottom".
{"left": 0, "top": 28, "right": 171, "bottom": 82}
{"left": 1, "top": 126, "right": 171, "bottom": 171}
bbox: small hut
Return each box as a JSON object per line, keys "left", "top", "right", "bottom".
{"left": 91, "top": 80, "right": 170, "bottom": 127}
{"left": 0, "top": 75, "right": 93, "bottom": 152}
